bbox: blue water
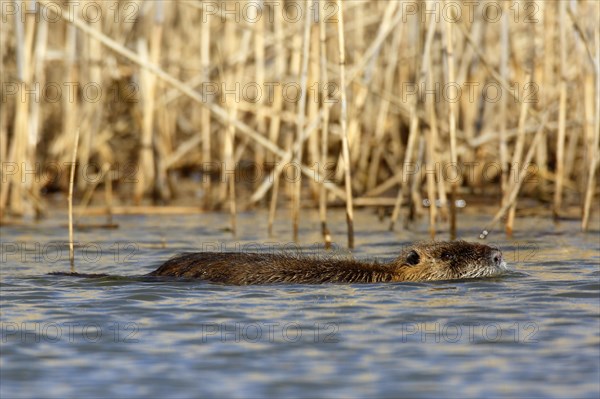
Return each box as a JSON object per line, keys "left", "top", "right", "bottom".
{"left": 1, "top": 210, "right": 599, "bottom": 398}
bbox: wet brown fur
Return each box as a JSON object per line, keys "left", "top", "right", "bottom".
{"left": 147, "top": 241, "right": 505, "bottom": 285}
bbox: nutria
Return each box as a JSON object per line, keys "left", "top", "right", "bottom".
{"left": 51, "top": 241, "right": 507, "bottom": 285}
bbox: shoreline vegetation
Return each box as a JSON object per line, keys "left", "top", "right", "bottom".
{"left": 1, "top": 1, "right": 599, "bottom": 246}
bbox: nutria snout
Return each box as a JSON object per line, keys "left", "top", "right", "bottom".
{"left": 148, "top": 241, "right": 508, "bottom": 285}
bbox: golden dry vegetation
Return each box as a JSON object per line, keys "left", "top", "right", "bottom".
{"left": 1, "top": 1, "right": 598, "bottom": 245}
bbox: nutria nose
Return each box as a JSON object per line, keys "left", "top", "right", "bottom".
{"left": 490, "top": 249, "right": 503, "bottom": 267}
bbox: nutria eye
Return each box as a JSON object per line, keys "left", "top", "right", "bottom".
{"left": 406, "top": 250, "right": 420, "bottom": 266}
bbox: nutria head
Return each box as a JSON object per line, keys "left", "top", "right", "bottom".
{"left": 391, "top": 241, "right": 507, "bottom": 282}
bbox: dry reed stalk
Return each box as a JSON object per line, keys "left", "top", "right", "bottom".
{"left": 564, "top": 2, "right": 600, "bottom": 188}
{"left": 267, "top": 161, "right": 281, "bottom": 237}
{"left": 334, "top": 84, "right": 358, "bottom": 181}
{"left": 291, "top": 2, "right": 312, "bottom": 242}
{"left": 582, "top": 39, "right": 599, "bottom": 231}
{"left": 563, "top": 126, "right": 580, "bottom": 182}
{"left": 352, "top": 0, "right": 365, "bottom": 54}
{"left": 388, "top": 14, "right": 436, "bottom": 231}
{"left": 443, "top": 1, "right": 458, "bottom": 240}
{"left": 335, "top": 4, "right": 395, "bottom": 185}
{"left": 225, "top": 116, "right": 237, "bottom": 235}
{"left": 506, "top": 73, "right": 532, "bottom": 236}
{"left": 8, "top": 7, "right": 34, "bottom": 216}
{"left": 480, "top": 112, "right": 549, "bottom": 239}
{"left": 458, "top": 80, "right": 476, "bottom": 169}
{"left": 428, "top": 24, "right": 448, "bottom": 225}
{"left": 265, "top": 89, "right": 283, "bottom": 160}
{"left": 75, "top": 206, "right": 204, "bottom": 216}
{"left": 163, "top": 135, "right": 203, "bottom": 169}
{"left": 425, "top": 126, "right": 437, "bottom": 239}
{"left": 28, "top": 14, "right": 48, "bottom": 213}
{"left": 542, "top": 3, "right": 556, "bottom": 98}
{"left": 455, "top": 11, "right": 483, "bottom": 173}
{"left": 104, "top": 163, "right": 113, "bottom": 225}
{"left": 456, "top": 4, "right": 482, "bottom": 86}
{"left": 471, "top": 120, "right": 576, "bottom": 147}
{"left": 366, "top": 23, "right": 402, "bottom": 192}
{"left": 222, "top": 27, "right": 251, "bottom": 235}
{"left": 307, "top": 22, "right": 321, "bottom": 201}
{"left": 290, "top": 31, "right": 302, "bottom": 76}
{"left": 214, "top": 15, "right": 235, "bottom": 203}
{"left": 318, "top": 0, "right": 332, "bottom": 248}
{"left": 68, "top": 129, "right": 80, "bottom": 272}
{"left": 535, "top": 2, "right": 554, "bottom": 198}
{"left": 1, "top": 130, "right": 15, "bottom": 216}
{"left": 266, "top": 6, "right": 285, "bottom": 165}
{"left": 334, "top": 2, "right": 405, "bottom": 180}
{"left": 135, "top": 3, "right": 164, "bottom": 204}
{"left": 464, "top": 69, "right": 488, "bottom": 190}
{"left": 253, "top": 0, "right": 266, "bottom": 190}
{"left": 424, "top": 20, "right": 441, "bottom": 237}
{"left": 200, "top": 4, "right": 212, "bottom": 208}
{"left": 0, "top": 31, "right": 6, "bottom": 161}
{"left": 336, "top": 0, "right": 355, "bottom": 249}
{"left": 566, "top": 6, "right": 597, "bottom": 67}
{"left": 62, "top": 4, "right": 78, "bottom": 196}
{"left": 23, "top": 9, "right": 36, "bottom": 133}
{"left": 365, "top": 94, "right": 390, "bottom": 191}
{"left": 335, "top": 81, "right": 366, "bottom": 183}
{"left": 155, "top": 93, "right": 174, "bottom": 202}
{"left": 268, "top": 132, "right": 292, "bottom": 237}
{"left": 76, "top": 1, "right": 97, "bottom": 190}
{"left": 425, "top": 62, "right": 443, "bottom": 238}
{"left": 363, "top": 174, "right": 403, "bottom": 198}
{"left": 389, "top": 105, "right": 419, "bottom": 231}
{"left": 266, "top": 127, "right": 283, "bottom": 236}
{"left": 553, "top": 1, "right": 568, "bottom": 217}
{"left": 434, "top": 152, "right": 449, "bottom": 222}
{"left": 410, "top": 136, "right": 425, "bottom": 221}
{"left": 0, "top": 92, "right": 7, "bottom": 218}
{"left": 135, "top": 38, "right": 154, "bottom": 203}
{"left": 75, "top": 162, "right": 111, "bottom": 222}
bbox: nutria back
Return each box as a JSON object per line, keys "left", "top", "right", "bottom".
{"left": 148, "top": 241, "right": 507, "bottom": 285}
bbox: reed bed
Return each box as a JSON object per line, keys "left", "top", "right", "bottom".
{"left": 1, "top": 0, "right": 599, "bottom": 244}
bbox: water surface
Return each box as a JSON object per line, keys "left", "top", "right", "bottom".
{"left": 1, "top": 210, "right": 599, "bottom": 398}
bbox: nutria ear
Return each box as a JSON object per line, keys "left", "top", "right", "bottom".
{"left": 440, "top": 251, "right": 455, "bottom": 262}
{"left": 406, "top": 250, "right": 420, "bottom": 266}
